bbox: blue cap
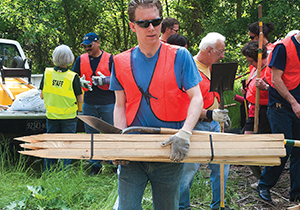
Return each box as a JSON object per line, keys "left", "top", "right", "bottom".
{"left": 81, "top": 32, "right": 99, "bottom": 45}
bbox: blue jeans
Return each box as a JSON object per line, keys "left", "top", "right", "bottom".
{"left": 82, "top": 102, "right": 114, "bottom": 133}
{"left": 259, "top": 105, "right": 300, "bottom": 200}
{"left": 44, "top": 119, "right": 76, "bottom": 171}
{"left": 83, "top": 102, "right": 114, "bottom": 167}
{"left": 118, "top": 161, "right": 184, "bottom": 210}
{"left": 179, "top": 120, "right": 230, "bottom": 210}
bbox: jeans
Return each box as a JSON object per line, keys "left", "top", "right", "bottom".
{"left": 44, "top": 119, "right": 76, "bottom": 171}
{"left": 118, "top": 161, "right": 184, "bottom": 210}
{"left": 83, "top": 102, "right": 114, "bottom": 168}
{"left": 259, "top": 105, "right": 300, "bottom": 200}
{"left": 82, "top": 102, "right": 114, "bottom": 133}
{"left": 179, "top": 163, "right": 199, "bottom": 210}
{"left": 179, "top": 120, "right": 230, "bottom": 210}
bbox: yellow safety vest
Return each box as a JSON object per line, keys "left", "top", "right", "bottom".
{"left": 43, "top": 68, "right": 78, "bottom": 119}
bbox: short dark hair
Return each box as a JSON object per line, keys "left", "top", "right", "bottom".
{"left": 241, "top": 41, "right": 267, "bottom": 62}
{"left": 248, "top": 21, "right": 274, "bottom": 41}
{"left": 166, "top": 34, "right": 188, "bottom": 47}
{"left": 128, "top": 0, "right": 163, "bottom": 22}
{"left": 161, "top": 17, "right": 179, "bottom": 33}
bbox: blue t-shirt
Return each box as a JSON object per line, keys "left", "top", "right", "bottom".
{"left": 110, "top": 44, "right": 201, "bottom": 129}
{"left": 268, "top": 36, "right": 300, "bottom": 107}
{"left": 72, "top": 53, "right": 115, "bottom": 105}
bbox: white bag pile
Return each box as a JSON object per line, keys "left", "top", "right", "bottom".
{"left": 8, "top": 89, "right": 46, "bottom": 112}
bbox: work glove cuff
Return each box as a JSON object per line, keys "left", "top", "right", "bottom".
{"left": 175, "top": 129, "right": 192, "bottom": 141}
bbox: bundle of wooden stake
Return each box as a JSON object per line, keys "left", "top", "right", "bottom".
{"left": 15, "top": 132, "right": 286, "bottom": 166}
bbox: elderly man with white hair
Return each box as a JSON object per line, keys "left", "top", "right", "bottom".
{"left": 179, "top": 32, "right": 233, "bottom": 210}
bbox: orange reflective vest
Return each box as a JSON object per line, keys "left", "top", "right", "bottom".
{"left": 199, "top": 71, "right": 220, "bottom": 109}
{"left": 114, "top": 43, "right": 190, "bottom": 126}
{"left": 265, "top": 36, "right": 300, "bottom": 90}
{"left": 80, "top": 51, "right": 111, "bottom": 91}
{"left": 246, "top": 66, "right": 269, "bottom": 105}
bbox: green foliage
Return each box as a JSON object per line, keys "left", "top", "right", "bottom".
{"left": 1, "top": 0, "right": 299, "bottom": 74}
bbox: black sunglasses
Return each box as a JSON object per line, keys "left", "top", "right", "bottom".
{"left": 133, "top": 17, "right": 162, "bottom": 28}
{"left": 82, "top": 43, "right": 93, "bottom": 49}
{"left": 250, "top": 36, "right": 256, "bottom": 40}
{"left": 170, "top": 28, "right": 179, "bottom": 33}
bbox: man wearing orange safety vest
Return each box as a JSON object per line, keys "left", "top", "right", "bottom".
{"left": 257, "top": 31, "right": 300, "bottom": 203}
{"left": 179, "top": 32, "right": 233, "bottom": 210}
{"left": 110, "top": 0, "right": 203, "bottom": 208}
{"left": 72, "top": 32, "right": 115, "bottom": 174}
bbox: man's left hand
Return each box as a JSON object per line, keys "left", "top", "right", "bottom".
{"left": 161, "top": 129, "right": 191, "bottom": 162}
{"left": 92, "top": 72, "right": 106, "bottom": 86}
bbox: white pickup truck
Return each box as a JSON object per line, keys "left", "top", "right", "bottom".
{"left": 0, "top": 38, "right": 47, "bottom": 137}
{"left": 0, "top": 39, "right": 84, "bottom": 138}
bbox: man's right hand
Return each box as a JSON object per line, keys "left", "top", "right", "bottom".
{"left": 80, "top": 74, "right": 93, "bottom": 91}
{"left": 212, "top": 109, "right": 229, "bottom": 123}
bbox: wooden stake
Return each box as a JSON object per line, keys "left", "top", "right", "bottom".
{"left": 254, "top": 4, "right": 263, "bottom": 133}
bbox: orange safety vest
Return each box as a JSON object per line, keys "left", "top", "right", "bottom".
{"left": 246, "top": 66, "right": 269, "bottom": 105}
{"left": 114, "top": 43, "right": 190, "bottom": 126}
{"left": 199, "top": 71, "right": 220, "bottom": 109}
{"left": 265, "top": 36, "right": 300, "bottom": 90}
{"left": 80, "top": 51, "right": 111, "bottom": 91}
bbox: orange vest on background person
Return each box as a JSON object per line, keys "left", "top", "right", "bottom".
{"left": 80, "top": 52, "right": 111, "bottom": 91}
{"left": 266, "top": 42, "right": 275, "bottom": 54}
{"left": 199, "top": 71, "right": 220, "bottom": 109}
{"left": 246, "top": 66, "right": 269, "bottom": 105}
{"left": 114, "top": 43, "right": 190, "bottom": 126}
{"left": 265, "top": 36, "right": 300, "bottom": 90}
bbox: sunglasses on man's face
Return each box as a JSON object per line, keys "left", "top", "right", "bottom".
{"left": 82, "top": 43, "right": 93, "bottom": 49}
{"left": 133, "top": 17, "right": 162, "bottom": 28}
{"left": 250, "top": 36, "right": 256, "bottom": 40}
{"left": 170, "top": 28, "right": 179, "bottom": 33}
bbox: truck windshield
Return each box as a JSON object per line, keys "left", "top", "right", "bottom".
{"left": 0, "top": 43, "right": 22, "bottom": 68}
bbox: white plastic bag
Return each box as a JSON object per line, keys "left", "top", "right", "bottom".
{"left": 8, "top": 89, "right": 46, "bottom": 112}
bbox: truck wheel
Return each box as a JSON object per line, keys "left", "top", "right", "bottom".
{"left": 11, "top": 56, "right": 24, "bottom": 68}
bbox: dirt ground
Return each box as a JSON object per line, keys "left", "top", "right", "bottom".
{"left": 197, "top": 163, "right": 300, "bottom": 210}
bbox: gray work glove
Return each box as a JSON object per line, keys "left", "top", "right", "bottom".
{"left": 92, "top": 72, "right": 110, "bottom": 86}
{"left": 80, "top": 74, "right": 92, "bottom": 91}
{"left": 112, "top": 160, "right": 130, "bottom": 166}
{"left": 224, "top": 116, "right": 231, "bottom": 132}
{"left": 212, "top": 109, "right": 229, "bottom": 123}
{"left": 161, "top": 129, "right": 192, "bottom": 162}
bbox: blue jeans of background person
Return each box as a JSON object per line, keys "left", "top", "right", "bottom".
{"left": 118, "top": 161, "right": 183, "bottom": 210}
{"left": 259, "top": 104, "right": 300, "bottom": 200}
{"left": 43, "top": 119, "right": 76, "bottom": 171}
{"left": 83, "top": 102, "right": 114, "bottom": 168}
{"left": 82, "top": 102, "right": 114, "bottom": 133}
{"left": 179, "top": 163, "right": 199, "bottom": 210}
{"left": 179, "top": 120, "right": 230, "bottom": 210}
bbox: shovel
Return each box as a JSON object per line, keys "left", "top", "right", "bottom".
{"left": 77, "top": 115, "right": 211, "bottom": 135}
{"left": 77, "top": 115, "right": 122, "bottom": 134}
{"left": 77, "top": 115, "right": 182, "bottom": 134}
{"left": 210, "top": 62, "right": 238, "bottom": 210}
{"left": 210, "top": 62, "right": 238, "bottom": 111}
